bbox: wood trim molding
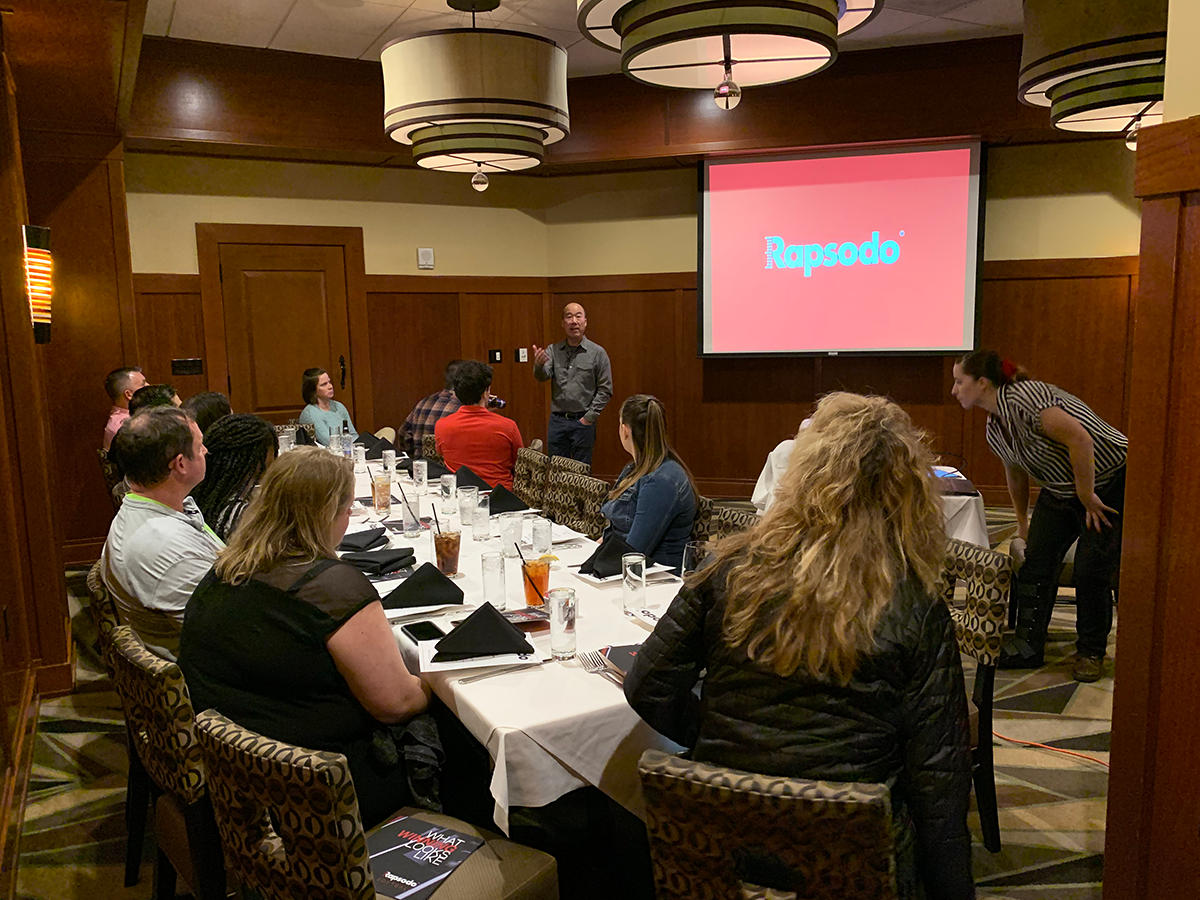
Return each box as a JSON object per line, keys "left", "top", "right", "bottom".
{"left": 549, "top": 273, "right": 697, "bottom": 293}
{"left": 195, "top": 224, "right": 230, "bottom": 396}
{"left": 61, "top": 537, "right": 105, "bottom": 567}
{"left": 132, "top": 273, "right": 201, "bottom": 293}
{"left": 0, "top": 674, "right": 38, "bottom": 900}
{"left": 982, "top": 257, "right": 1140, "bottom": 280}
{"left": 1134, "top": 116, "right": 1200, "bottom": 198}
{"left": 343, "top": 235, "right": 373, "bottom": 432}
{"left": 35, "top": 656, "right": 75, "bottom": 697}
{"left": 365, "top": 274, "right": 549, "bottom": 294}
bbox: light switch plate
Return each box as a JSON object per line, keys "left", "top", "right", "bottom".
{"left": 488, "top": 349, "right": 502, "bottom": 363}
{"left": 517, "top": 348, "right": 528, "bottom": 362}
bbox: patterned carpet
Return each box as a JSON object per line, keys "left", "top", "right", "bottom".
{"left": 16, "top": 562, "right": 1112, "bottom": 900}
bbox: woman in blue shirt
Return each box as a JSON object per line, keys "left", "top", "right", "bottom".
{"left": 298, "top": 367, "right": 359, "bottom": 446}
{"left": 601, "top": 394, "right": 696, "bottom": 569}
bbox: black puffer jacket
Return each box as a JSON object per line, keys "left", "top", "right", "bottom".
{"left": 625, "top": 570, "right": 974, "bottom": 900}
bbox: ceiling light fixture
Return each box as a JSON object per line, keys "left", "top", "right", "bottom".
{"left": 577, "top": 0, "right": 881, "bottom": 103}
{"left": 1019, "top": 0, "right": 1166, "bottom": 134}
{"left": 381, "top": 0, "right": 569, "bottom": 188}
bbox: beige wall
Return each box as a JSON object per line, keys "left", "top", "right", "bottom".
{"left": 1165, "top": 0, "right": 1200, "bottom": 123}
{"left": 125, "top": 140, "right": 1139, "bottom": 277}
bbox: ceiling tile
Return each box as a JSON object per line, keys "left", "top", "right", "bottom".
{"left": 943, "top": 0, "right": 1023, "bottom": 28}
{"left": 145, "top": 0, "right": 177, "bottom": 35}
{"left": 284, "top": 0, "right": 409, "bottom": 35}
{"left": 567, "top": 38, "right": 620, "bottom": 78}
{"left": 505, "top": 0, "right": 580, "bottom": 33}
{"left": 173, "top": 0, "right": 295, "bottom": 19}
{"left": 875, "top": 15, "right": 1007, "bottom": 45}
{"left": 886, "top": 0, "right": 974, "bottom": 14}
{"left": 837, "top": 8, "right": 935, "bottom": 44}
{"left": 362, "top": 8, "right": 469, "bottom": 57}
{"left": 271, "top": 24, "right": 378, "bottom": 56}
{"left": 169, "top": 8, "right": 282, "bottom": 46}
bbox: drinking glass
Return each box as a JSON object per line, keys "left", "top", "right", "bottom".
{"left": 401, "top": 493, "right": 421, "bottom": 538}
{"left": 457, "top": 486, "right": 478, "bottom": 529}
{"left": 622, "top": 553, "right": 647, "bottom": 614}
{"left": 481, "top": 551, "right": 506, "bottom": 609}
{"left": 328, "top": 432, "right": 343, "bottom": 456}
{"left": 521, "top": 558, "right": 550, "bottom": 607}
{"left": 432, "top": 529, "right": 462, "bottom": 578}
{"left": 499, "top": 513, "right": 523, "bottom": 558}
{"left": 353, "top": 445, "right": 367, "bottom": 474}
{"left": 382, "top": 449, "right": 396, "bottom": 480}
{"left": 547, "top": 588, "right": 577, "bottom": 661}
{"left": 531, "top": 516, "right": 553, "bottom": 556}
{"left": 342, "top": 433, "right": 354, "bottom": 459}
{"left": 440, "top": 474, "right": 457, "bottom": 515}
{"left": 681, "top": 540, "right": 707, "bottom": 575}
{"left": 413, "top": 459, "right": 428, "bottom": 494}
{"left": 278, "top": 426, "right": 295, "bottom": 453}
{"left": 473, "top": 492, "right": 491, "bottom": 541}
{"left": 372, "top": 474, "right": 391, "bottom": 518}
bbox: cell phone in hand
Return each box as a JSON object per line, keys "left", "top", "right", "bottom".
{"left": 401, "top": 621, "right": 447, "bottom": 643}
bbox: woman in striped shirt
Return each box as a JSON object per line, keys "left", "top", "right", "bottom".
{"left": 952, "top": 351, "right": 1126, "bottom": 683}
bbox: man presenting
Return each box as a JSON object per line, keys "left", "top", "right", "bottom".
{"left": 102, "top": 366, "right": 147, "bottom": 450}
{"left": 101, "top": 406, "right": 223, "bottom": 660}
{"left": 532, "top": 303, "right": 612, "bottom": 465}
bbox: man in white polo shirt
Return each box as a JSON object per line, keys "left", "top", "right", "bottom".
{"left": 101, "top": 406, "right": 223, "bottom": 660}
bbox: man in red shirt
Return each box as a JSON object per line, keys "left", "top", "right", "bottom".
{"left": 435, "top": 360, "right": 523, "bottom": 489}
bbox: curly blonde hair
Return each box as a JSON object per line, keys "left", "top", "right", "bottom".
{"left": 215, "top": 447, "right": 354, "bottom": 585}
{"left": 704, "top": 392, "right": 945, "bottom": 683}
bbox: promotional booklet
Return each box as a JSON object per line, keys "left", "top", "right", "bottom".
{"left": 367, "top": 815, "right": 484, "bottom": 900}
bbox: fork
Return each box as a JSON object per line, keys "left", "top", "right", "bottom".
{"left": 579, "top": 650, "right": 623, "bottom": 687}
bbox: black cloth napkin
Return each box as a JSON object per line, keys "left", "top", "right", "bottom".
{"left": 432, "top": 602, "right": 534, "bottom": 662}
{"left": 365, "top": 436, "right": 395, "bottom": 460}
{"left": 340, "top": 547, "right": 415, "bottom": 576}
{"left": 338, "top": 527, "right": 388, "bottom": 552}
{"left": 355, "top": 432, "right": 383, "bottom": 454}
{"left": 454, "top": 465, "right": 492, "bottom": 491}
{"left": 579, "top": 533, "right": 639, "bottom": 578}
{"left": 382, "top": 562, "right": 465, "bottom": 610}
{"left": 488, "top": 484, "right": 528, "bottom": 514}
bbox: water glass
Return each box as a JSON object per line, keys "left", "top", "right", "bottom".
{"left": 547, "top": 588, "right": 577, "bottom": 661}
{"left": 440, "top": 474, "right": 457, "bottom": 515}
{"left": 457, "top": 485, "right": 478, "bottom": 529}
{"left": 328, "top": 432, "right": 343, "bottom": 456}
{"left": 413, "top": 459, "right": 428, "bottom": 494}
{"left": 531, "top": 516, "right": 553, "bottom": 556}
{"left": 622, "top": 553, "right": 647, "bottom": 614}
{"left": 372, "top": 474, "right": 391, "bottom": 518}
{"left": 681, "top": 540, "right": 707, "bottom": 575}
{"left": 382, "top": 449, "right": 396, "bottom": 479}
{"left": 278, "top": 426, "right": 295, "bottom": 453}
{"left": 499, "top": 513, "right": 523, "bottom": 558}
{"left": 481, "top": 552, "right": 506, "bottom": 610}
{"left": 342, "top": 434, "right": 354, "bottom": 459}
{"left": 353, "top": 445, "right": 367, "bottom": 474}
{"left": 473, "top": 492, "right": 491, "bottom": 540}
{"left": 401, "top": 493, "right": 421, "bottom": 538}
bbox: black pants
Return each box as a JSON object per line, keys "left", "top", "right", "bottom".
{"left": 1019, "top": 468, "right": 1125, "bottom": 658}
{"left": 548, "top": 414, "right": 596, "bottom": 465}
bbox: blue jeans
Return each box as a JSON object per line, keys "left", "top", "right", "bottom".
{"left": 548, "top": 415, "right": 596, "bottom": 465}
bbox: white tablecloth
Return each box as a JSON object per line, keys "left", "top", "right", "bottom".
{"left": 351, "top": 466, "right": 682, "bottom": 834}
{"left": 941, "top": 493, "right": 989, "bottom": 548}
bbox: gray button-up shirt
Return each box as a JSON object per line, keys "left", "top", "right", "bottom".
{"left": 534, "top": 337, "right": 613, "bottom": 422}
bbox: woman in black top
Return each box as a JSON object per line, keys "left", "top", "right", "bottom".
{"left": 952, "top": 350, "right": 1127, "bottom": 681}
{"left": 625, "top": 393, "right": 973, "bottom": 900}
{"left": 180, "top": 447, "right": 431, "bottom": 827}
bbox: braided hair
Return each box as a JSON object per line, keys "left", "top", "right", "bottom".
{"left": 191, "top": 414, "right": 279, "bottom": 540}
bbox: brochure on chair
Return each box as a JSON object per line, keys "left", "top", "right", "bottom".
{"left": 367, "top": 814, "right": 484, "bottom": 900}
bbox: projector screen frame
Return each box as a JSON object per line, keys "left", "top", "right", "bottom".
{"left": 696, "top": 139, "right": 986, "bottom": 359}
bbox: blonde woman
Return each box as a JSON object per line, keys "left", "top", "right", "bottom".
{"left": 625, "top": 393, "right": 973, "bottom": 900}
{"left": 179, "top": 447, "right": 432, "bottom": 827}
{"left": 600, "top": 394, "right": 696, "bottom": 569}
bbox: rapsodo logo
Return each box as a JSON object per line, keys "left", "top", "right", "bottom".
{"left": 764, "top": 231, "right": 903, "bottom": 276}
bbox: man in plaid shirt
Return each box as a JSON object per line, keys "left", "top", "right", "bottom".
{"left": 401, "top": 360, "right": 463, "bottom": 457}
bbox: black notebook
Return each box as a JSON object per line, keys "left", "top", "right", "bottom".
{"left": 367, "top": 814, "right": 484, "bottom": 900}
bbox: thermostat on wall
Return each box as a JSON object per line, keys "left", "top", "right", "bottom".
{"left": 417, "top": 247, "right": 435, "bottom": 270}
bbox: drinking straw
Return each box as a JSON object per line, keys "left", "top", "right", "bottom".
{"left": 397, "top": 483, "right": 418, "bottom": 524}
{"left": 431, "top": 505, "right": 442, "bottom": 535}
{"left": 514, "top": 544, "right": 546, "bottom": 605}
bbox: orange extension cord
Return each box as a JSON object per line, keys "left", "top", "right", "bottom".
{"left": 992, "top": 731, "right": 1110, "bottom": 769}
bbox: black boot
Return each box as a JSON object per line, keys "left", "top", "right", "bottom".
{"left": 999, "top": 579, "right": 1054, "bottom": 669}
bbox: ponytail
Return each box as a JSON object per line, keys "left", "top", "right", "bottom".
{"left": 958, "top": 350, "right": 1030, "bottom": 387}
{"left": 609, "top": 395, "right": 696, "bottom": 500}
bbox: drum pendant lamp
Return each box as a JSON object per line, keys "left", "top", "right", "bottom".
{"left": 381, "top": 0, "right": 569, "bottom": 189}
{"left": 1019, "top": 0, "right": 1166, "bottom": 140}
{"left": 576, "top": 0, "right": 882, "bottom": 107}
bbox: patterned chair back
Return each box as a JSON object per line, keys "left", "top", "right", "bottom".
{"left": 638, "top": 750, "right": 898, "bottom": 900}
{"left": 513, "top": 447, "right": 549, "bottom": 509}
{"left": 194, "top": 710, "right": 375, "bottom": 900}
{"left": 107, "top": 626, "right": 207, "bottom": 805}
{"left": 690, "top": 495, "right": 717, "bottom": 542}
{"left": 549, "top": 455, "right": 590, "bottom": 477}
{"left": 422, "top": 432, "right": 445, "bottom": 465}
{"left": 85, "top": 561, "right": 122, "bottom": 676}
{"left": 97, "top": 448, "right": 124, "bottom": 514}
{"left": 938, "top": 538, "right": 1011, "bottom": 668}
{"left": 544, "top": 469, "right": 608, "bottom": 539}
{"left": 713, "top": 506, "right": 758, "bottom": 540}
{"left": 274, "top": 422, "right": 317, "bottom": 443}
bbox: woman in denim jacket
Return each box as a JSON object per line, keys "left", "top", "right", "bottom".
{"left": 600, "top": 395, "right": 697, "bottom": 569}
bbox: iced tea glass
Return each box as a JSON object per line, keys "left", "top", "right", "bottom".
{"left": 521, "top": 558, "right": 550, "bottom": 607}
{"left": 433, "top": 529, "right": 462, "bottom": 578}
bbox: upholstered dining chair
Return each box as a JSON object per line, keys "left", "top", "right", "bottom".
{"left": 638, "top": 750, "right": 899, "bottom": 900}
{"left": 107, "top": 626, "right": 226, "bottom": 900}
{"left": 937, "top": 537, "right": 1012, "bottom": 853}
{"left": 544, "top": 469, "right": 608, "bottom": 539}
{"left": 422, "top": 432, "right": 445, "bottom": 464}
{"left": 548, "top": 454, "right": 590, "bottom": 477}
{"left": 712, "top": 505, "right": 758, "bottom": 539}
{"left": 97, "top": 448, "right": 125, "bottom": 514}
{"left": 273, "top": 422, "right": 317, "bottom": 443}
{"left": 513, "top": 447, "right": 550, "bottom": 510}
{"left": 690, "top": 495, "right": 717, "bottom": 542}
{"left": 86, "top": 565, "right": 154, "bottom": 887}
{"left": 374, "top": 425, "right": 396, "bottom": 443}
{"left": 193, "top": 710, "right": 559, "bottom": 900}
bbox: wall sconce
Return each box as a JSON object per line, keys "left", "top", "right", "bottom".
{"left": 22, "top": 225, "right": 51, "bottom": 344}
